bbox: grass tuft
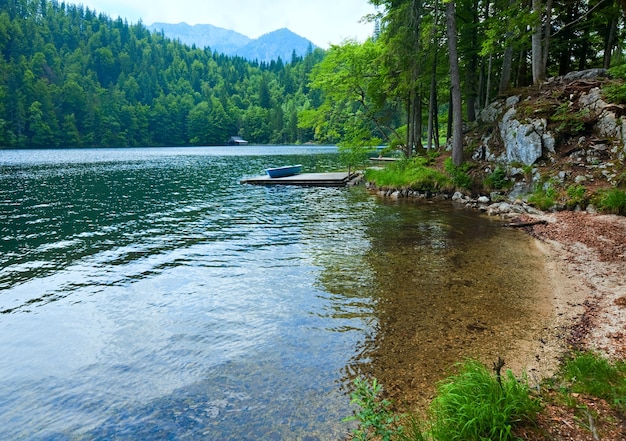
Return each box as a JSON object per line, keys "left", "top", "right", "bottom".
{"left": 365, "top": 157, "right": 453, "bottom": 192}
{"left": 428, "top": 360, "right": 540, "bottom": 441}
{"left": 561, "top": 351, "right": 626, "bottom": 413}
{"left": 596, "top": 188, "right": 626, "bottom": 215}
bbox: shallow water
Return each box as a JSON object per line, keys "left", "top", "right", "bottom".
{"left": 0, "top": 146, "right": 546, "bottom": 439}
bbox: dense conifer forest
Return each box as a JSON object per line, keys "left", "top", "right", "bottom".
{"left": 0, "top": 0, "right": 325, "bottom": 148}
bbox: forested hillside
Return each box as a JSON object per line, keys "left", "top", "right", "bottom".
{"left": 1, "top": 0, "right": 624, "bottom": 152}
{"left": 0, "top": 0, "right": 325, "bottom": 148}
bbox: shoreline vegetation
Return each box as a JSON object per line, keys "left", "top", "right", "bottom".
{"left": 343, "top": 157, "right": 626, "bottom": 439}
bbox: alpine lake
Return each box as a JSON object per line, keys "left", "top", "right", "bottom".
{"left": 0, "top": 146, "right": 552, "bottom": 440}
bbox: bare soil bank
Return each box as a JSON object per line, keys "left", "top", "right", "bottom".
{"left": 522, "top": 211, "right": 626, "bottom": 361}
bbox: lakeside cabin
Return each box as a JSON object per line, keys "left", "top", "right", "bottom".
{"left": 227, "top": 136, "right": 249, "bottom": 146}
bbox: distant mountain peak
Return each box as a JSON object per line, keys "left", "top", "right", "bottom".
{"left": 147, "top": 23, "right": 316, "bottom": 62}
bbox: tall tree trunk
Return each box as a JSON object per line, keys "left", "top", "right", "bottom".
{"left": 434, "top": 104, "right": 440, "bottom": 150}
{"left": 517, "top": 50, "right": 529, "bottom": 87}
{"left": 531, "top": 0, "right": 546, "bottom": 84}
{"left": 499, "top": 0, "right": 515, "bottom": 93}
{"left": 446, "top": 0, "right": 463, "bottom": 166}
{"left": 604, "top": 15, "right": 617, "bottom": 68}
{"left": 478, "top": 58, "right": 485, "bottom": 110}
{"left": 558, "top": 3, "right": 575, "bottom": 75}
{"left": 427, "top": 0, "right": 439, "bottom": 151}
{"left": 465, "top": 0, "right": 479, "bottom": 122}
{"left": 500, "top": 48, "right": 513, "bottom": 93}
{"left": 485, "top": 54, "right": 492, "bottom": 107}
{"left": 447, "top": 92, "right": 452, "bottom": 140}
{"left": 540, "top": 0, "right": 553, "bottom": 75}
{"left": 427, "top": 49, "right": 438, "bottom": 150}
{"left": 416, "top": 89, "right": 423, "bottom": 151}
{"left": 405, "top": 95, "right": 413, "bottom": 157}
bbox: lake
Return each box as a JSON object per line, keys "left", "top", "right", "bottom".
{"left": 0, "top": 146, "right": 548, "bottom": 439}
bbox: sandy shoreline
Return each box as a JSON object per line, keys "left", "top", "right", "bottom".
{"left": 510, "top": 211, "right": 626, "bottom": 382}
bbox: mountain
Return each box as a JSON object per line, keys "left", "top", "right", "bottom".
{"left": 147, "top": 23, "right": 251, "bottom": 55}
{"left": 241, "top": 28, "right": 315, "bottom": 63}
{"left": 147, "top": 23, "right": 315, "bottom": 62}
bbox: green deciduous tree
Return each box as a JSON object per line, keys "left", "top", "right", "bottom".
{"left": 301, "top": 40, "right": 399, "bottom": 149}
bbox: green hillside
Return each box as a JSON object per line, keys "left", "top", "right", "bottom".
{"left": 0, "top": 0, "right": 325, "bottom": 148}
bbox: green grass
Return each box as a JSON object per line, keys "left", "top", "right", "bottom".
{"left": 565, "top": 184, "right": 588, "bottom": 209}
{"left": 365, "top": 157, "right": 453, "bottom": 192}
{"left": 428, "top": 360, "right": 540, "bottom": 441}
{"left": 528, "top": 181, "right": 559, "bottom": 210}
{"left": 346, "top": 353, "right": 626, "bottom": 441}
{"left": 596, "top": 188, "right": 626, "bottom": 215}
{"left": 443, "top": 157, "right": 473, "bottom": 190}
{"left": 484, "top": 166, "right": 513, "bottom": 191}
{"left": 561, "top": 352, "right": 626, "bottom": 413}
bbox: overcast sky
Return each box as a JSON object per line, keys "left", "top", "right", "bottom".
{"left": 78, "top": 0, "right": 377, "bottom": 48}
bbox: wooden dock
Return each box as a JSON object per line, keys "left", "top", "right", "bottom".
{"left": 369, "top": 156, "right": 401, "bottom": 162}
{"left": 240, "top": 172, "right": 357, "bottom": 187}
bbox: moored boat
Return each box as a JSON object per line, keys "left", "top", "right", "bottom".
{"left": 265, "top": 164, "right": 302, "bottom": 178}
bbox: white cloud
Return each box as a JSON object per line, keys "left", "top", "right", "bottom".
{"left": 79, "top": 0, "right": 376, "bottom": 48}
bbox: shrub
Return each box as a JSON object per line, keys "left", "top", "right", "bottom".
{"left": 551, "top": 103, "right": 588, "bottom": 134}
{"left": 484, "top": 166, "right": 513, "bottom": 190}
{"left": 345, "top": 377, "right": 404, "bottom": 441}
{"left": 528, "top": 182, "right": 559, "bottom": 210}
{"left": 602, "top": 63, "right": 626, "bottom": 104}
{"left": 596, "top": 188, "right": 626, "bottom": 215}
{"left": 565, "top": 184, "right": 588, "bottom": 209}
{"left": 429, "top": 360, "right": 541, "bottom": 441}
{"left": 443, "top": 157, "right": 473, "bottom": 190}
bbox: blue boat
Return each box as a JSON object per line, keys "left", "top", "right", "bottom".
{"left": 265, "top": 164, "right": 302, "bottom": 178}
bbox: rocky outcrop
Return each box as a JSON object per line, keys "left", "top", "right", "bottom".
{"left": 499, "top": 108, "right": 555, "bottom": 165}
{"left": 474, "top": 68, "right": 625, "bottom": 168}
{"left": 578, "top": 87, "right": 626, "bottom": 160}
{"left": 367, "top": 69, "right": 625, "bottom": 218}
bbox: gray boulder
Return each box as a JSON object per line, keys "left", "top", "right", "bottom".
{"left": 500, "top": 108, "right": 551, "bottom": 165}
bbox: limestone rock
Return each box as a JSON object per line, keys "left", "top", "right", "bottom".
{"left": 500, "top": 108, "right": 548, "bottom": 165}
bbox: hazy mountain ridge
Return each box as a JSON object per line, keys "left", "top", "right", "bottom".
{"left": 147, "top": 22, "right": 315, "bottom": 62}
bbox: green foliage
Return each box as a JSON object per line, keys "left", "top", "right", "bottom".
{"left": 602, "top": 63, "right": 626, "bottom": 104}
{"left": 551, "top": 103, "right": 587, "bottom": 135}
{"left": 303, "top": 39, "right": 402, "bottom": 146}
{"left": 484, "top": 166, "right": 512, "bottom": 191}
{"left": 346, "top": 354, "right": 626, "bottom": 441}
{"left": 429, "top": 360, "right": 540, "bottom": 441}
{"left": 561, "top": 352, "right": 626, "bottom": 412}
{"left": 595, "top": 188, "right": 626, "bottom": 215}
{"left": 365, "top": 157, "right": 452, "bottom": 192}
{"left": 345, "top": 377, "right": 404, "bottom": 441}
{"left": 443, "top": 157, "right": 472, "bottom": 190}
{"left": 528, "top": 181, "right": 559, "bottom": 210}
{"left": 338, "top": 144, "right": 378, "bottom": 172}
{"left": 565, "top": 184, "right": 588, "bottom": 209}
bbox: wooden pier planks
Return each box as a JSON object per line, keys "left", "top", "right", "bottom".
{"left": 240, "top": 172, "right": 354, "bottom": 187}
